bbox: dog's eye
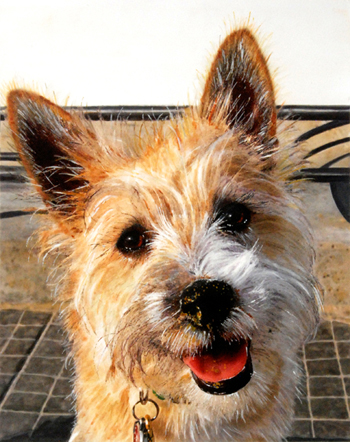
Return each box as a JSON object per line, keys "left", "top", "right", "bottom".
{"left": 116, "top": 224, "right": 150, "bottom": 255}
{"left": 215, "top": 202, "right": 251, "bottom": 234}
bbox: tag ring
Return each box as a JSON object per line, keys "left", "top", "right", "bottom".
{"left": 132, "top": 390, "right": 159, "bottom": 421}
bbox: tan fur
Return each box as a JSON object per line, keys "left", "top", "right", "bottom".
{"left": 7, "top": 27, "right": 321, "bottom": 442}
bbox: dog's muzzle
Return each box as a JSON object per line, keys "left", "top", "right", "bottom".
{"left": 180, "top": 279, "right": 253, "bottom": 395}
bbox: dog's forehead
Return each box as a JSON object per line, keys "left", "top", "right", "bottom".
{"left": 128, "top": 125, "right": 251, "bottom": 187}
{"left": 85, "top": 120, "right": 279, "bottom": 232}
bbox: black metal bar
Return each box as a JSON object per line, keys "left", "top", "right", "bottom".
{"left": 295, "top": 120, "right": 350, "bottom": 143}
{"left": 0, "top": 105, "right": 186, "bottom": 122}
{"left": 0, "top": 152, "right": 19, "bottom": 161}
{"left": 68, "top": 105, "right": 187, "bottom": 121}
{"left": 297, "top": 167, "right": 350, "bottom": 183}
{"left": 305, "top": 137, "right": 350, "bottom": 159}
{"left": 277, "top": 105, "right": 350, "bottom": 121}
{"left": 1, "top": 105, "right": 350, "bottom": 121}
{"left": 0, "top": 166, "right": 26, "bottom": 182}
{"left": 0, "top": 210, "right": 36, "bottom": 219}
{"left": 322, "top": 153, "right": 350, "bottom": 169}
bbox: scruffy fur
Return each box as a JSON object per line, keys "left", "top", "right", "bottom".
{"left": 7, "top": 28, "right": 321, "bottom": 442}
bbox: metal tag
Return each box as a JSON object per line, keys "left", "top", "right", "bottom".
{"left": 133, "top": 417, "right": 154, "bottom": 442}
{"left": 132, "top": 390, "right": 158, "bottom": 442}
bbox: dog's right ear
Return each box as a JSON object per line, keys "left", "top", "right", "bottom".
{"left": 7, "top": 90, "right": 93, "bottom": 219}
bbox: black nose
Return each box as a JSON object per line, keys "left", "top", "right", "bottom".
{"left": 180, "top": 279, "right": 239, "bottom": 329}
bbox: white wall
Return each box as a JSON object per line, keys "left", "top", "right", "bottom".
{"left": 0, "top": 0, "right": 349, "bottom": 106}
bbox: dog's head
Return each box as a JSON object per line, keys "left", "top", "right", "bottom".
{"left": 7, "top": 28, "right": 321, "bottom": 435}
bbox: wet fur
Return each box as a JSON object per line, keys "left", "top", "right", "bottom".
{"left": 7, "top": 28, "right": 321, "bottom": 442}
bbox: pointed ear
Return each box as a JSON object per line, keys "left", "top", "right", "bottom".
{"left": 7, "top": 90, "right": 90, "bottom": 217}
{"left": 200, "top": 29, "right": 277, "bottom": 143}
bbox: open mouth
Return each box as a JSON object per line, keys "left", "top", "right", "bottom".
{"left": 183, "top": 338, "right": 253, "bottom": 395}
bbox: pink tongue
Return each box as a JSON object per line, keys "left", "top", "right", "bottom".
{"left": 183, "top": 341, "right": 248, "bottom": 383}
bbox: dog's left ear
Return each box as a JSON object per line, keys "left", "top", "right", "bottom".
{"left": 200, "top": 28, "right": 276, "bottom": 145}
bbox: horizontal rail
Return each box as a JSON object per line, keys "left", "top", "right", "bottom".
{"left": 276, "top": 105, "right": 350, "bottom": 121}
{"left": 0, "top": 105, "right": 349, "bottom": 121}
{"left": 1, "top": 166, "right": 348, "bottom": 184}
{"left": 297, "top": 167, "right": 350, "bottom": 183}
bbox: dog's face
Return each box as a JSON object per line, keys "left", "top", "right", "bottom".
{"left": 7, "top": 28, "right": 321, "bottom": 441}
{"left": 103, "top": 119, "right": 319, "bottom": 412}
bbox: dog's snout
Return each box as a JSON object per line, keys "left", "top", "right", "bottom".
{"left": 180, "top": 280, "right": 239, "bottom": 328}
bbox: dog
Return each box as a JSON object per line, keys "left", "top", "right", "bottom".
{"left": 7, "top": 27, "right": 321, "bottom": 442}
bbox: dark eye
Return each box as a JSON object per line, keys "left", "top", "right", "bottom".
{"left": 116, "top": 224, "right": 150, "bottom": 256}
{"left": 214, "top": 202, "right": 251, "bottom": 234}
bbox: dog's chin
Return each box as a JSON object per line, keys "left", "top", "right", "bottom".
{"left": 183, "top": 338, "right": 253, "bottom": 395}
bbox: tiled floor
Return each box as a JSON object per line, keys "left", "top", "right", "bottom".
{"left": 0, "top": 310, "right": 74, "bottom": 441}
{"left": 0, "top": 310, "right": 350, "bottom": 441}
{"left": 292, "top": 320, "right": 350, "bottom": 440}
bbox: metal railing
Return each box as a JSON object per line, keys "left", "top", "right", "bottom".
{"left": 1, "top": 105, "right": 349, "bottom": 221}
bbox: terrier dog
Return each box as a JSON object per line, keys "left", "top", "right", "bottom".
{"left": 7, "top": 28, "right": 321, "bottom": 442}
